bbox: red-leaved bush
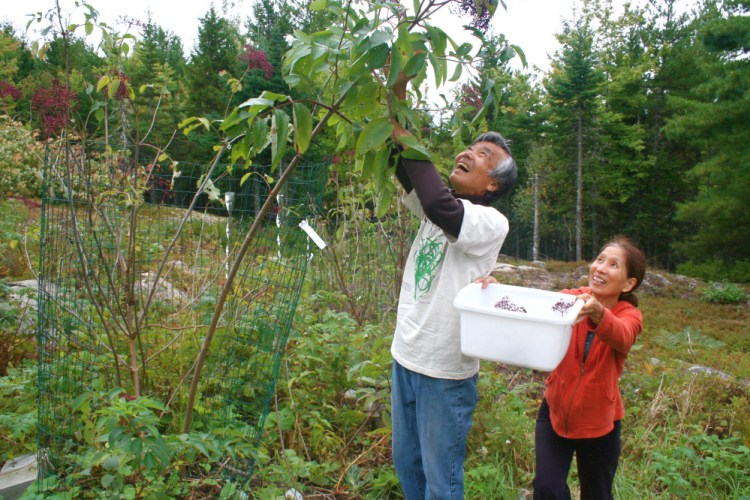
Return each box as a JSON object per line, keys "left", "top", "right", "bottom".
{"left": 0, "top": 81, "right": 22, "bottom": 101}
{"left": 240, "top": 45, "right": 273, "bottom": 79}
{"left": 31, "top": 80, "right": 78, "bottom": 138}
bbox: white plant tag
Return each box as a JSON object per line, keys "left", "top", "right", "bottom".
{"left": 299, "top": 219, "right": 327, "bottom": 249}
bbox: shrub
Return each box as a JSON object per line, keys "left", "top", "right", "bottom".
{"left": 701, "top": 281, "right": 747, "bottom": 304}
{"left": 0, "top": 117, "right": 45, "bottom": 198}
{"left": 677, "top": 259, "right": 750, "bottom": 283}
{"left": 0, "top": 361, "right": 37, "bottom": 463}
{"left": 19, "top": 389, "right": 255, "bottom": 498}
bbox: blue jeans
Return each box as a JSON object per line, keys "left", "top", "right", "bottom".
{"left": 391, "top": 360, "right": 479, "bottom": 500}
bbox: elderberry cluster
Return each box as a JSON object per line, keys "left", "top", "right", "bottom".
{"left": 494, "top": 296, "right": 527, "bottom": 313}
{"left": 552, "top": 298, "right": 575, "bottom": 316}
{"left": 450, "top": 0, "right": 496, "bottom": 33}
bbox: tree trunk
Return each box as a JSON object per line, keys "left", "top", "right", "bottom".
{"left": 533, "top": 172, "right": 539, "bottom": 262}
{"left": 576, "top": 110, "right": 583, "bottom": 262}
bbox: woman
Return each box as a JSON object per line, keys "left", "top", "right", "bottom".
{"left": 478, "top": 236, "right": 646, "bottom": 499}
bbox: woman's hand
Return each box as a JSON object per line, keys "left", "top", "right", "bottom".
{"left": 473, "top": 276, "right": 498, "bottom": 289}
{"left": 574, "top": 293, "right": 604, "bottom": 325}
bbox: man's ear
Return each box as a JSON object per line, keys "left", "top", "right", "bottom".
{"left": 487, "top": 181, "right": 499, "bottom": 193}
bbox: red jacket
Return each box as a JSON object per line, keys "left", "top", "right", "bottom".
{"left": 543, "top": 287, "right": 643, "bottom": 439}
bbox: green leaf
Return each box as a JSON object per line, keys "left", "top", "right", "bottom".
{"left": 372, "top": 143, "right": 392, "bottom": 188}
{"left": 429, "top": 53, "right": 446, "bottom": 88}
{"left": 511, "top": 44, "right": 527, "bottom": 67}
{"left": 355, "top": 118, "right": 393, "bottom": 158}
{"left": 450, "top": 63, "right": 463, "bottom": 82}
{"left": 238, "top": 97, "right": 274, "bottom": 111}
{"left": 250, "top": 118, "right": 271, "bottom": 155}
{"left": 403, "top": 50, "right": 427, "bottom": 78}
{"left": 178, "top": 116, "right": 211, "bottom": 135}
{"left": 102, "top": 455, "right": 119, "bottom": 471}
{"left": 366, "top": 43, "right": 390, "bottom": 70}
{"left": 96, "top": 76, "right": 111, "bottom": 93}
{"left": 271, "top": 109, "right": 290, "bottom": 170}
{"left": 259, "top": 90, "right": 290, "bottom": 103}
{"left": 293, "top": 103, "right": 313, "bottom": 154}
{"left": 107, "top": 79, "right": 120, "bottom": 99}
{"left": 309, "top": 0, "right": 326, "bottom": 11}
{"left": 426, "top": 25, "right": 447, "bottom": 56}
{"left": 198, "top": 117, "right": 211, "bottom": 130}
{"left": 374, "top": 182, "right": 395, "bottom": 218}
{"left": 399, "top": 135, "right": 431, "bottom": 161}
{"left": 455, "top": 42, "right": 473, "bottom": 57}
{"left": 101, "top": 474, "right": 115, "bottom": 488}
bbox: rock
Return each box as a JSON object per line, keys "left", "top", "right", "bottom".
{"left": 138, "top": 272, "right": 188, "bottom": 304}
{"left": 687, "top": 365, "right": 730, "bottom": 380}
{"left": 285, "top": 488, "right": 304, "bottom": 500}
{"left": 0, "top": 453, "right": 37, "bottom": 500}
{"left": 7, "top": 280, "right": 37, "bottom": 290}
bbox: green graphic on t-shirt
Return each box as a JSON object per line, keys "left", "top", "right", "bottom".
{"left": 414, "top": 236, "right": 445, "bottom": 299}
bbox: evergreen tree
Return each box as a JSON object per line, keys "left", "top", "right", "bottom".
{"left": 591, "top": 1, "right": 656, "bottom": 256}
{"left": 241, "top": 0, "right": 294, "bottom": 99}
{"left": 0, "top": 29, "right": 19, "bottom": 82}
{"left": 184, "top": 6, "right": 242, "bottom": 161}
{"left": 544, "top": 10, "right": 605, "bottom": 261}
{"left": 664, "top": 0, "right": 750, "bottom": 278}
{"left": 125, "top": 17, "right": 187, "bottom": 161}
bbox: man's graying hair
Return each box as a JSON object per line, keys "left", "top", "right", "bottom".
{"left": 473, "top": 131, "right": 518, "bottom": 199}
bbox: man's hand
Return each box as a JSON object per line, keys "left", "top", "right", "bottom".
{"left": 393, "top": 70, "right": 410, "bottom": 101}
{"left": 392, "top": 120, "right": 411, "bottom": 146}
{"left": 474, "top": 276, "right": 499, "bottom": 289}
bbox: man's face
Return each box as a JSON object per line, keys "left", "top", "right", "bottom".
{"left": 449, "top": 141, "right": 507, "bottom": 196}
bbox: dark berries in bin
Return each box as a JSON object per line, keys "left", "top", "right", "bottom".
{"left": 552, "top": 298, "right": 576, "bottom": 316}
{"left": 494, "top": 296, "right": 527, "bottom": 313}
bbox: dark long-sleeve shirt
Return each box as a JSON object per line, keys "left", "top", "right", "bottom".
{"left": 394, "top": 155, "right": 493, "bottom": 239}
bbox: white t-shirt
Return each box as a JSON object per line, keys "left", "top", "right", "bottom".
{"left": 391, "top": 191, "right": 509, "bottom": 379}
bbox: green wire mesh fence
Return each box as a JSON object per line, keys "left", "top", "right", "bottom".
{"left": 305, "top": 210, "right": 416, "bottom": 326}
{"left": 36, "top": 145, "right": 328, "bottom": 484}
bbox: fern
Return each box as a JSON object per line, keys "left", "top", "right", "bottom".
{"left": 653, "top": 327, "right": 726, "bottom": 350}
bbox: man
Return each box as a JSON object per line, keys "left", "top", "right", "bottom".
{"left": 389, "top": 117, "right": 517, "bottom": 499}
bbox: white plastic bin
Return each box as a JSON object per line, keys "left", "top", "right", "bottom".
{"left": 453, "top": 283, "right": 584, "bottom": 371}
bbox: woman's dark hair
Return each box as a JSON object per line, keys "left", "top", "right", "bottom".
{"left": 601, "top": 235, "right": 646, "bottom": 307}
{"left": 473, "top": 131, "right": 517, "bottom": 198}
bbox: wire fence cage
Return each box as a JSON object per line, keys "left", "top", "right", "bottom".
{"left": 305, "top": 209, "right": 417, "bottom": 326}
{"left": 36, "top": 143, "right": 329, "bottom": 485}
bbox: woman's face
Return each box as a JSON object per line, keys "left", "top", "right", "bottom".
{"left": 588, "top": 244, "right": 636, "bottom": 305}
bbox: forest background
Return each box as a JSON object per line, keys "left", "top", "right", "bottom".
{"left": 0, "top": 0, "right": 747, "bottom": 278}
{"left": 0, "top": 0, "right": 748, "bottom": 498}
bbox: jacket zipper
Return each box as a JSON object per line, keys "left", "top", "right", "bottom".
{"left": 562, "top": 331, "right": 595, "bottom": 437}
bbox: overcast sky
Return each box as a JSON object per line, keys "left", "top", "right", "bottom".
{"left": 2, "top": 0, "right": 579, "bottom": 73}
